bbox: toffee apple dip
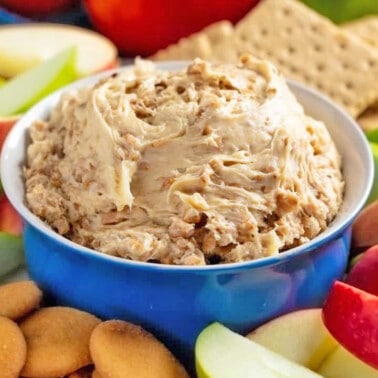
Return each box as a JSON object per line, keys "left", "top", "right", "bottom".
{"left": 24, "top": 54, "right": 344, "bottom": 265}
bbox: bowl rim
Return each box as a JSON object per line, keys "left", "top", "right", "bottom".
{"left": 0, "top": 61, "right": 374, "bottom": 273}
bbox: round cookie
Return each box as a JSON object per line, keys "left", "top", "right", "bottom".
{"left": 90, "top": 320, "right": 189, "bottom": 378}
{"left": 0, "top": 280, "right": 42, "bottom": 320}
{"left": 0, "top": 315, "right": 27, "bottom": 378}
{"left": 20, "top": 306, "right": 100, "bottom": 378}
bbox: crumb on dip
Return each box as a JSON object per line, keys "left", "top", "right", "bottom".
{"left": 24, "top": 54, "right": 344, "bottom": 265}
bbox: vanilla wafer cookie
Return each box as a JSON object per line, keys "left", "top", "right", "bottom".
{"left": 90, "top": 320, "right": 189, "bottom": 378}
{"left": 0, "top": 316, "right": 27, "bottom": 378}
{"left": 0, "top": 280, "right": 42, "bottom": 320}
{"left": 20, "top": 306, "right": 100, "bottom": 378}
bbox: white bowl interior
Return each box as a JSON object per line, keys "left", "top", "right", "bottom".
{"left": 0, "top": 63, "right": 374, "bottom": 268}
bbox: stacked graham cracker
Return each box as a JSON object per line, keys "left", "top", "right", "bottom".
{"left": 342, "top": 16, "right": 378, "bottom": 129}
{"left": 151, "top": 0, "right": 378, "bottom": 129}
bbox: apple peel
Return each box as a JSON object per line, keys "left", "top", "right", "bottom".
{"left": 0, "top": 195, "right": 23, "bottom": 235}
{"left": 352, "top": 200, "right": 378, "bottom": 248}
{"left": 346, "top": 245, "right": 378, "bottom": 296}
{"left": 322, "top": 280, "right": 378, "bottom": 369}
{"left": 0, "top": 114, "right": 20, "bottom": 151}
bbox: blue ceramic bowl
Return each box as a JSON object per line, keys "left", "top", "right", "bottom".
{"left": 0, "top": 62, "right": 374, "bottom": 368}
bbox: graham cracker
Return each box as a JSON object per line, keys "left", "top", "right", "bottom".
{"left": 343, "top": 16, "right": 378, "bottom": 48}
{"left": 234, "top": 0, "right": 378, "bottom": 117}
{"left": 344, "top": 17, "right": 378, "bottom": 123}
{"left": 151, "top": 21, "right": 236, "bottom": 62}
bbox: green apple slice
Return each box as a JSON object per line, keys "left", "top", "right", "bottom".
{"left": 0, "top": 232, "right": 24, "bottom": 278}
{"left": 366, "top": 128, "right": 378, "bottom": 144}
{"left": 300, "top": 0, "right": 378, "bottom": 23}
{"left": 0, "top": 47, "right": 77, "bottom": 116}
{"left": 367, "top": 142, "right": 378, "bottom": 203}
{"left": 195, "top": 323, "right": 323, "bottom": 378}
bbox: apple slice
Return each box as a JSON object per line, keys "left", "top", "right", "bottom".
{"left": 318, "top": 345, "right": 378, "bottom": 378}
{"left": 322, "top": 280, "right": 378, "bottom": 369}
{"left": 0, "top": 232, "right": 24, "bottom": 278}
{"left": 366, "top": 128, "right": 378, "bottom": 143}
{"left": 246, "top": 309, "right": 338, "bottom": 370}
{"left": 0, "top": 47, "right": 77, "bottom": 116}
{"left": 0, "top": 114, "right": 19, "bottom": 151}
{"left": 346, "top": 245, "right": 378, "bottom": 296}
{"left": 246, "top": 307, "right": 378, "bottom": 377}
{"left": 195, "top": 323, "right": 323, "bottom": 378}
{"left": 367, "top": 142, "right": 378, "bottom": 203}
{"left": 352, "top": 200, "right": 378, "bottom": 248}
{"left": 0, "top": 195, "right": 23, "bottom": 236}
{"left": 0, "top": 24, "right": 118, "bottom": 78}
{"left": 348, "top": 252, "right": 364, "bottom": 270}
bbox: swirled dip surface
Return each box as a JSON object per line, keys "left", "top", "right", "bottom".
{"left": 25, "top": 55, "right": 344, "bottom": 265}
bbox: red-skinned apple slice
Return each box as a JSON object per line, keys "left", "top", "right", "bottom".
{"left": 0, "top": 24, "right": 118, "bottom": 78}
{"left": 246, "top": 307, "right": 378, "bottom": 377}
{"left": 0, "top": 195, "right": 23, "bottom": 236}
{"left": 322, "top": 280, "right": 378, "bottom": 369}
{"left": 0, "top": 115, "right": 19, "bottom": 151}
{"left": 352, "top": 200, "right": 378, "bottom": 248}
{"left": 346, "top": 245, "right": 378, "bottom": 296}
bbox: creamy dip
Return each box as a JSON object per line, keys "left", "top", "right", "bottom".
{"left": 24, "top": 54, "right": 344, "bottom": 265}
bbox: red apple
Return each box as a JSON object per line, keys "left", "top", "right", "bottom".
{"left": 84, "top": 0, "right": 260, "bottom": 56}
{"left": 0, "top": 115, "right": 19, "bottom": 152}
{"left": 0, "top": 0, "right": 78, "bottom": 17}
{"left": 322, "top": 281, "right": 378, "bottom": 369}
{"left": 346, "top": 245, "right": 378, "bottom": 296}
{"left": 0, "top": 195, "right": 23, "bottom": 236}
{"left": 352, "top": 200, "right": 378, "bottom": 248}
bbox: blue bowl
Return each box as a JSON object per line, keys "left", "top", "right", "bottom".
{"left": 1, "top": 63, "right": 374, "bottom": 370}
